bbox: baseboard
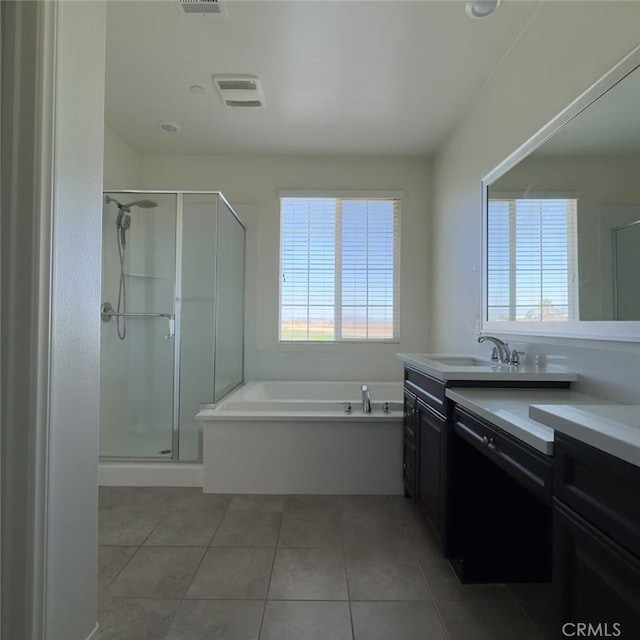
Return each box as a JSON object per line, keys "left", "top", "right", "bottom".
{"left": 86, "top": 622, "right": 100, "bottom": 640}
{"left": 99, "top": 462, "right": 203, "bottom": 487}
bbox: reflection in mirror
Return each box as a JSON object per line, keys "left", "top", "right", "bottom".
{"left": 486, "top": 64, "right": 640, "bottom": 323}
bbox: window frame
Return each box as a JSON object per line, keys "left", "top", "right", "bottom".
{"left": 277, "top": 190, "right": 402, "bottom": 344}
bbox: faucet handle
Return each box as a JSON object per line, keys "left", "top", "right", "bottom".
{"left": 490, "top": 346, "right": 499, "bottom": 362}
{"left": 509, "top": 350, "right": 525, "bottom": 365}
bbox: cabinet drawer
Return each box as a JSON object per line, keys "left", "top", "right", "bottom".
{"left": 453, "top": 406, "right": 553, "bottom": 503}
{"left": 555, "top": 434, "right": 640, "bottom": 558}
{"left": 404, "top": 367, "right": 446, "bottom": 417}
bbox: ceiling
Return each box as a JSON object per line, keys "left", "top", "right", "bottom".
{"left": 105, "top": 0, "right": 539, "bottom": 157}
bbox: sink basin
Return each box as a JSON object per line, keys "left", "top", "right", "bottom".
{"left": 429, "top": 356, "right": 495, "bottom": 367}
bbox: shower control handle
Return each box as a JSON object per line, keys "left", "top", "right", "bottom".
{"left": 166, "top": 318, "right": 175, "bottom": 340}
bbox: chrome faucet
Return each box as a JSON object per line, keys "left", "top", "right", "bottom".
{"left": 361, "top": 384, "right": 372, "bottom": 413}
{"left": 477, "top": 336, "right": 512, "bottom": 364}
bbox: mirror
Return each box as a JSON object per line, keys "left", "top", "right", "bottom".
{"left": 482, "top": 47, "right": 640, "bottom": 341}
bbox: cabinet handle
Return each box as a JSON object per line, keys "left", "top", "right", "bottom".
{"left": 482, "top": 435, "right": 496, "bottom": 447}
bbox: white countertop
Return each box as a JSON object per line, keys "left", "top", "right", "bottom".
{"left": 397, "top": 353, "right": 578, "bottom": 383}
{"left": 529, "top": 404, "right": 640, "bottom": 467}
{"left": 446, "top": 388, "right": 614, "bottom": 455}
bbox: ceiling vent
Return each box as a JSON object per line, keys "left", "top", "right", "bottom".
{"left": 177, "top": 0, "right": 226, "bottom": 16}
{"left": 213, "top": 75, "right": 266, "bottom": 108}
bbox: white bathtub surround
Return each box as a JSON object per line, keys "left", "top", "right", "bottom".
{"left": 198, "top": 382, "right": 403, "bottom": 494}
{"left": 530, "top": 404, "right": 640, "bottom": 467}
{"left": 397, "top": 353, "right": 578, "bottom": 383}
{"left": 446, "top": 388, "right": 615, "bottom": 455}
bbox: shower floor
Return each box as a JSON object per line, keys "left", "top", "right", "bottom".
{"left": 100, "top": 422, "right": 200, "bottom": 461}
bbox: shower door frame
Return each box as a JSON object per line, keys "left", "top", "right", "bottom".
{"left": 101, "top": 189, "right": 246, "bottom": 463}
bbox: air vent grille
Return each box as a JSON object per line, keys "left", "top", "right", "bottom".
{"left": 179, "top": 0, "right": 224, "bottom": 15}
{"left": 225, "top": 100, "right": 263, "bottom": 108}
{"left": 213, "top": 74, "right": 266, "bottom": 108}
{"left": 218, "top": 80, "right": 258, "bottom": 92}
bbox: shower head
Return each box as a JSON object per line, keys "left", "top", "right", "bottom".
{"left": 123, "top": 199, "right": 158, "bottom": 210}
{"left": 105, "top": 195, "right": 158, "bottom": 212}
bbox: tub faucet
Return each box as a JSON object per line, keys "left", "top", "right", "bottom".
{"left": 477, "top": 336, "right": 511, "bottom": 364}
{"left": 361, "top": 384, "right": 372, "bottom": 413}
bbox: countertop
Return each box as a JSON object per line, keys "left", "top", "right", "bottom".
{"left": 445, "top": 388, "right": 614, "bottom": 455}
{"left": 530, "top": 404, "right": 640, "bottom": 467}
{"left": 397, "top": 353, "right": 578, "bottom": 383}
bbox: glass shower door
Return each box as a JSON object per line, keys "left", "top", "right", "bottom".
{"left": 100, "top": 192, "right": 177, "bottom": 458}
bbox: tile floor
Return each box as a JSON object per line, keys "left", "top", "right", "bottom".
{"left": 99, "top": 487, "right": 553, "bottom": 640}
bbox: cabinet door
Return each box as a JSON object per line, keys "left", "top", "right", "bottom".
{"left": 554, "top": 501, "right": 640, "bottom": 639}
{"left": 403, "top": 391, "right": 418, "bottom": 443}
{"left": 418, "top": 403, "right": 444, "bottom": 538}
{"left": 403, "top": 438, "right": 418, "bottom": 500}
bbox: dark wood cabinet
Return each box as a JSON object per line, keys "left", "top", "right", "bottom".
{"left": 402, "top": 391, "right": 418, "bottom": 499}
{"left": 403, "top": 438, "right": 417, "bottom": 500}
{"left": 417, "top": 403, "right": 444, "bottom": 537}
{"left": 448, "top": 405, "right": 553, "bottom": 584}
{"left": 553, "top": 434, "right": 640, "bottom": 638}
{"left": 402, "top": 367, "right": 448, "bottom": 542}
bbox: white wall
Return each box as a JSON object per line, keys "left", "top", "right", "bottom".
{"left": 136, "top": 155, "right": 432, "bottom": 382}
{"left": 431, "top": 1, "right": 640, "bottom": 403}
{"left": 104, "top": 124, "right": 141, "bottom": 188}
{"left": 46, "top": 1, "right": 106, "bottom": 638}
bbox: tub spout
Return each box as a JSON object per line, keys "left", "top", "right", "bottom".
{"left": 361, "top": 384, "right": 372, "bottom": 413}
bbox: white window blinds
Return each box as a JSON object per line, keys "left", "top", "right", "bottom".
{"left": 280, "top": 196, "right": 400, "bottom": 342}
{"left": 487, "top": 197, "right": 579, "bottom": 322}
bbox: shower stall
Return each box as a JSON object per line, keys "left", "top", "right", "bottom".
{"left": 99, "top": 191, "right": 245, "bottom": 461}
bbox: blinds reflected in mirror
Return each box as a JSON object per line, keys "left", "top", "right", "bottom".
{"left": 487, "top": 197, "right": 579, "bottom": 322}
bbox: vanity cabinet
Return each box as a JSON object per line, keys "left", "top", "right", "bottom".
{"left": 401, "top": 364, "right": 567, "bottom": 549}
{"left": 553, "top": 434, "right": 640, "bottom": 637}
{"left": 402, "top": 367, "right": 449, "bottom": 542}
{"left": 448, "top": 405, "right": 553, "bottom": 584}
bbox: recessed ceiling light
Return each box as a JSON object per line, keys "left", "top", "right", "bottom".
{"left": 465, "top": 0, "right": 501, "bottom": 19}
{"left": 190, "top": 85, "right": 206, "bottom": 96}
{"left": 157, "top": 121, "right": 180, "bottom": 133}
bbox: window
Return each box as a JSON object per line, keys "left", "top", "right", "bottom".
{"left": 279, "top": 194, "right": 401, "bottom": 342}
{"left": 487, "top": 197, "right": 579, "bottom": 322}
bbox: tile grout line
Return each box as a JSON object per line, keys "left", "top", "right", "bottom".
{"left": 338, "top": 497, "right": 357, "bottom": 640}
{"left": 511, "top": 595, "right": 547, "bottom": 640}
{"left": 256, "top": 499, "right": 285, "bottom": 640}
{"left": 398, "top": 499, "right": 451, "bottom": 640}
{"left": 178, "top": 496, "right": 234, "bottom": 601}
{"left": 99, "top": 493, "right": 172, "bottom": 596}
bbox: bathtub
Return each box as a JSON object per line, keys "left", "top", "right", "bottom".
{"left": 197, "top": 381, "right": 404, "bottom": 494}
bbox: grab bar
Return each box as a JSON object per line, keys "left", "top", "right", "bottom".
{"left": 101, "top": 302, "right": 172, "bottom": 321}
{"left": 101, "top": 302, "right": 175, "bottom": 338}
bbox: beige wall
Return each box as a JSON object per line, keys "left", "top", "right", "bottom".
{"left": 431, "top": 0, "right": 640, "bottom": 401}
{"left": 136, "top": 154, "right": 432, "bottom": 381}
{"left": 104, "top": 124, "right": 141, "bottom": 188}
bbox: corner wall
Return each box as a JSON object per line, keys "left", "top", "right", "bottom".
{"left": 46, "top": 1, "right": 106, "bottom": 637}
{"left": 136, "top": 154, "right": 433, "bottom": 382}
{"left": 104, "top": 124, "right": 141, "bottom": 189}
{"left": 431, "top": 1, "right": 640, "bottom": 402}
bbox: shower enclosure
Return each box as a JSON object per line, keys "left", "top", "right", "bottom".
{"left": 99, "top": 191, "right": 245, "bottom": 461}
